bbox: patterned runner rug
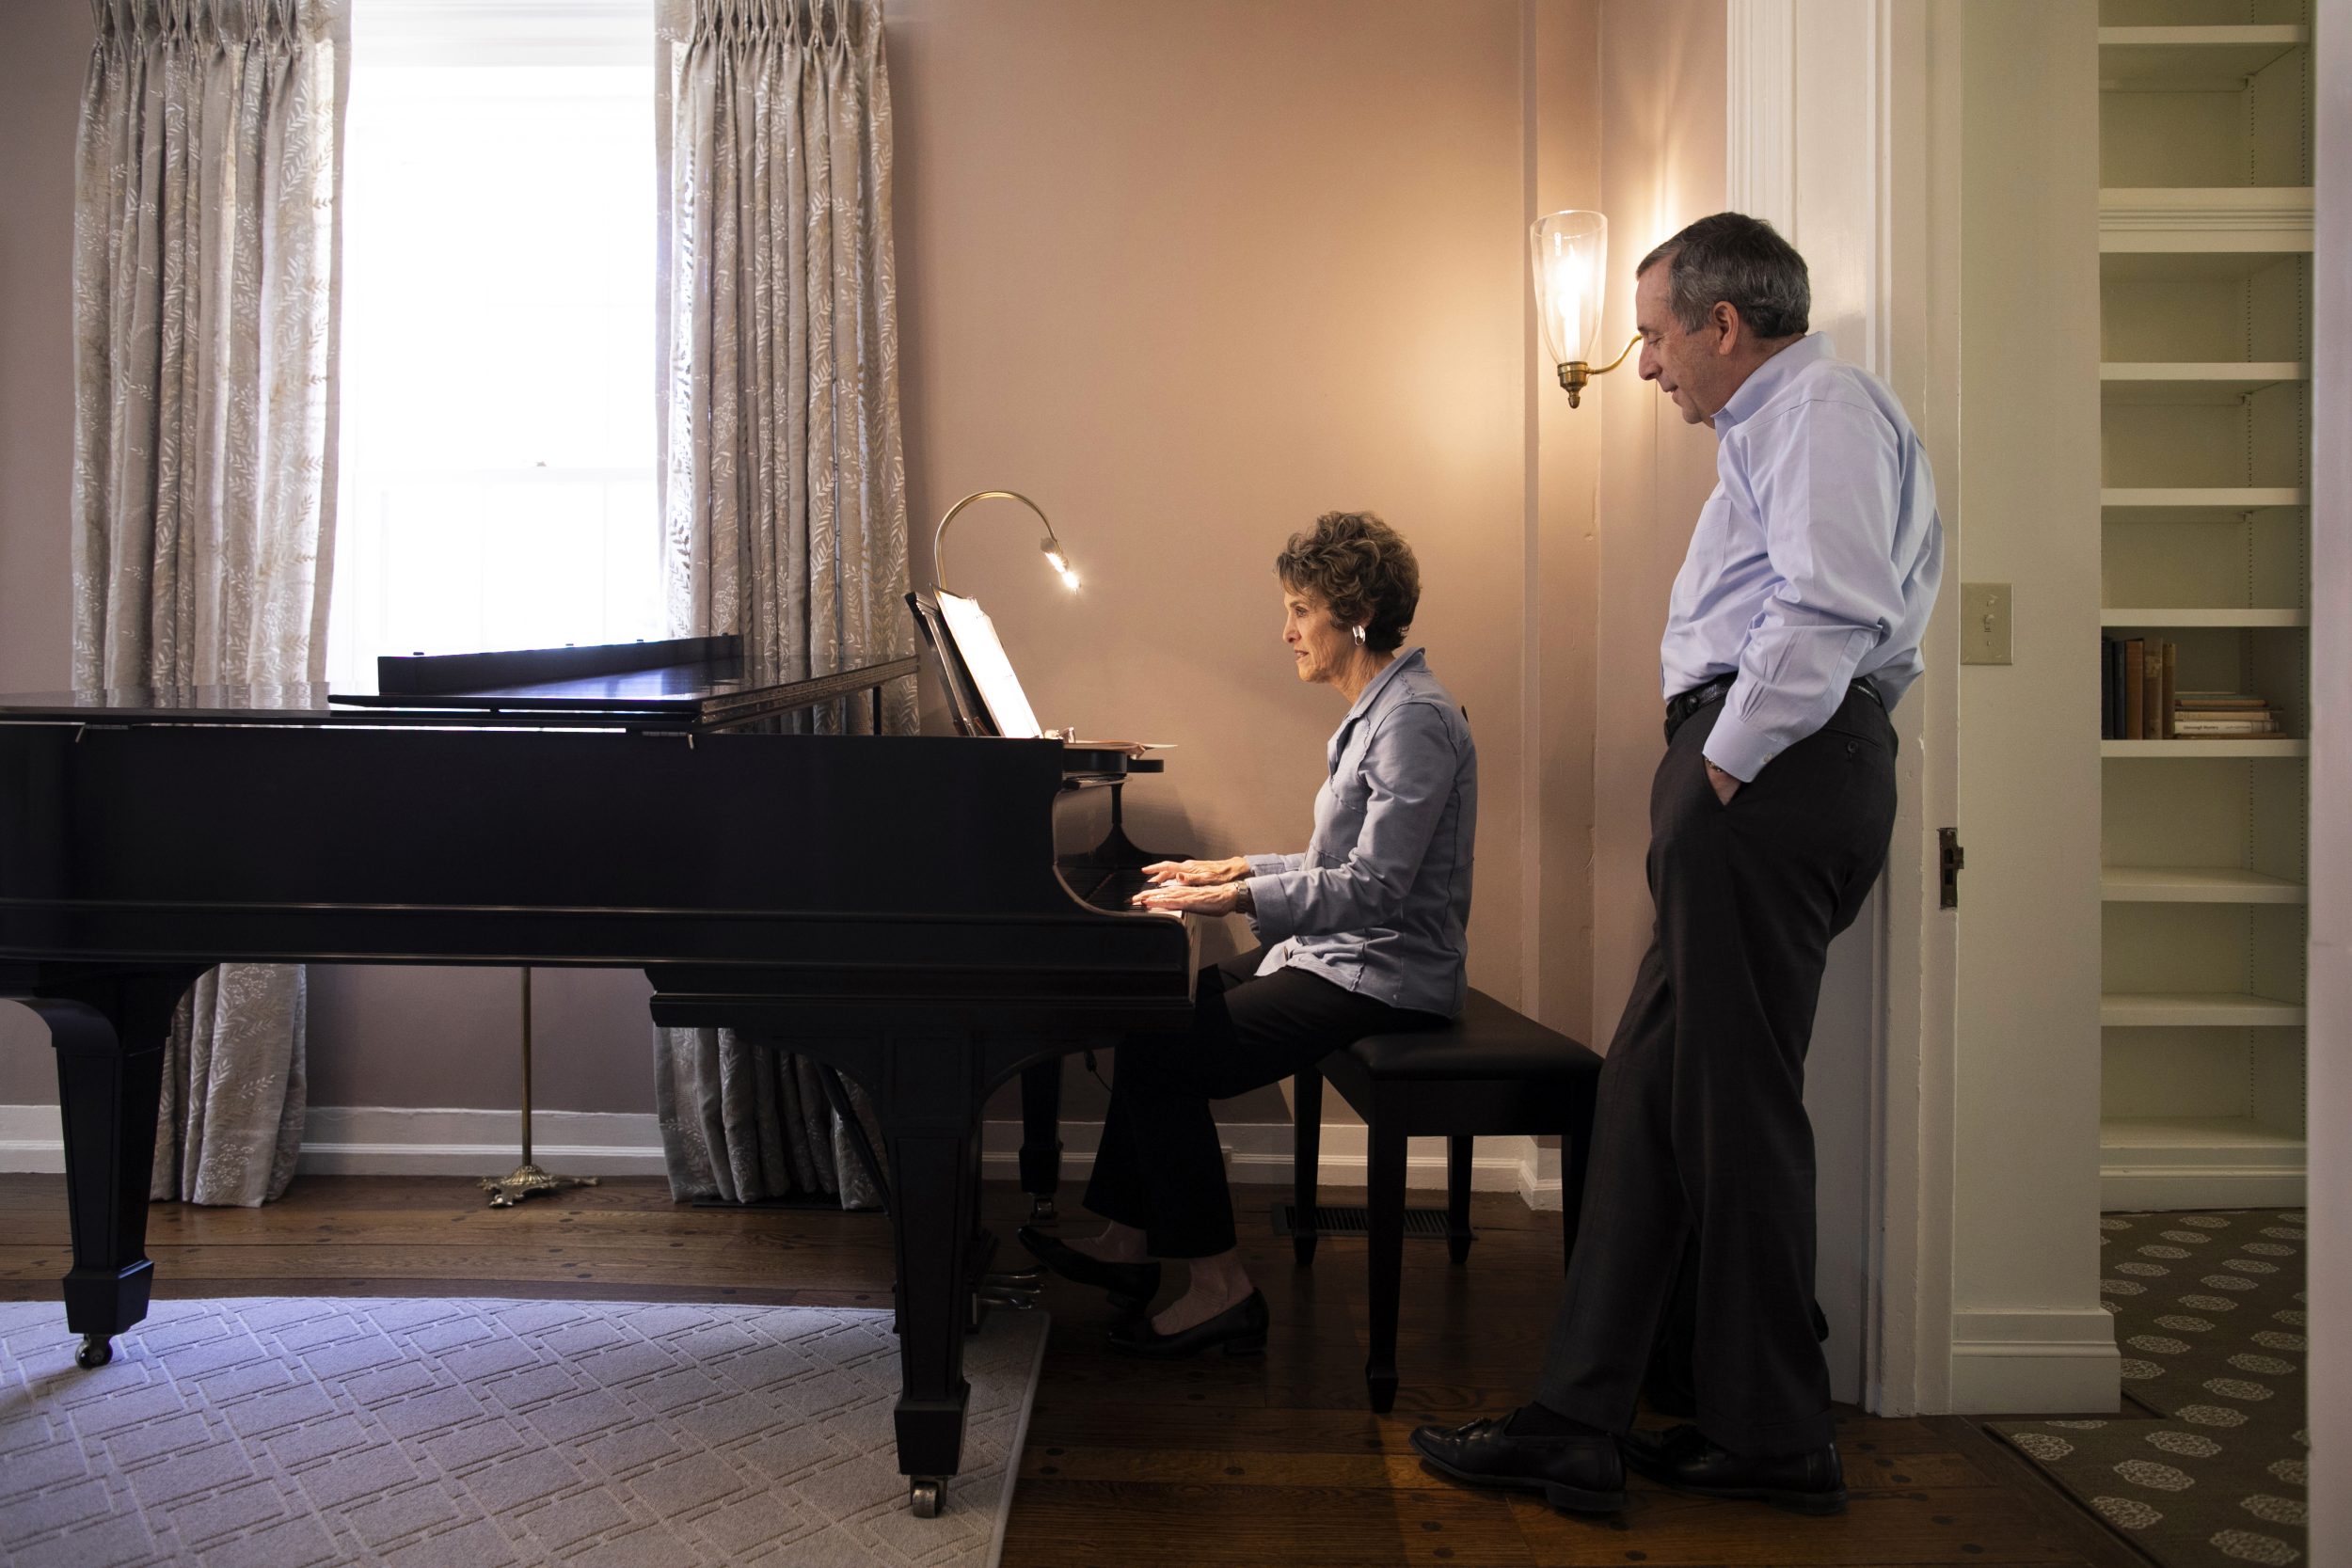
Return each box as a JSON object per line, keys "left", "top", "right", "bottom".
{"left": 1992, "top": 1209, "right": 2309, "bottom": 1567}
{"left": 0, "top": 1296, "right": 1047, "bottom": 1568}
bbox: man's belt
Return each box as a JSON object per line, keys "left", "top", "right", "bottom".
{"left": 1664, "top": 674, "right": 1884, "bottom": 736}
{"left": 1664, "top": 675, "right": 1737, "bottom": 733}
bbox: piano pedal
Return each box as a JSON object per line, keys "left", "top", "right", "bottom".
{"left": 983, "top": 1266, "right": 1043, "bottom": 1290}
{"left": 1026, "top": 1196, "right": 1059, "bottom": 1223}
{"left": 976, "top": 1289, "right": 1038, "bottom": 1311}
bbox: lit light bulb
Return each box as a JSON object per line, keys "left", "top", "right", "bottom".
{"left": 1041, "top": 539, "right": 1079, "bottom": 590}
{"left": 1530, "top": 210, "right": 1608, "bottom": 371}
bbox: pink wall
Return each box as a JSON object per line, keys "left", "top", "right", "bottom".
{"left": 0, "top": 4, "right": 91, "bottom": 1105}
{"left": 891, "top": 0, "right": 1546, "bottom": 1016}
{"left": 1591, "top": 1, "right": 1727, "bottom": 1044}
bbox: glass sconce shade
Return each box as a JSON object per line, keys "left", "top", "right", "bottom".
{"left": 1530, "top": 210, "right": 1609, "bottom": 371}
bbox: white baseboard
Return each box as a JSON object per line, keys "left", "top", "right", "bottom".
{"left": 0, "top": 1105, "right": 62, "bottom": 1174}
{"left": 987, "top": 1118, "right": 1551, "bottom": 1201}
{"left": 295, "top": 1107, "right": 670, "bottom": 1177}
{"left": 0, "top": 1104, "right": 678, "bottom": 1180}
{"left": 1947, "top": 1308, "right": 2123, "bottom": 1414}
{"left": 0, "top": 1105, "right": 1559, "bottom": 1203}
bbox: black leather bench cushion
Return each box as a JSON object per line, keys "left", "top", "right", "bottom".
{"left": 1343, "top": 989, "right": 1601, "bottom": 1082}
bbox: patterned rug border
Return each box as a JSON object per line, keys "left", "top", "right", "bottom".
{"left": 1991, "top": 1207, "right": 2308, "bottom": 1568}
{"left": 985, "top": 1309, "right": 1047, "bottom": 1568}
{"left": 0, "top": 1294, "right": 1049, "bottom": 1568}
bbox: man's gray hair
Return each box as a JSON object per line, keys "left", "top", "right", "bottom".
{"left": 1636, "top": 213, "right": 1810, "bottom": 340}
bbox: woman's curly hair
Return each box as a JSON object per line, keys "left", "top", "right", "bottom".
{"left": 1275, "top": 511, "right": 1421, "bottom": 655}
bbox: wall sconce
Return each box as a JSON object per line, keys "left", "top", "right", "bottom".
{"left": 931, "top": 489, "right": 1079, "bottom": 593}
{"left": 1531, "top": 209, "right": 1638, "bottom": 408}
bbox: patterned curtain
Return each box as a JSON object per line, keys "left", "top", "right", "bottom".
{"left": 72, "top": 0, "right": 347, "bottom": 1205}
{"left": 652, "top": 0, "right": 910, "bottom": 1207}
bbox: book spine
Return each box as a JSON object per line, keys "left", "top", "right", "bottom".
{"left": 2124, "top": 638, "right": 2145, "bottom": 741}
{"left": 2107, "top": 634, "right": 2126, "bottom": 737}
{"left": 2160, "top": 641, "right": 2177, "bottom": 740}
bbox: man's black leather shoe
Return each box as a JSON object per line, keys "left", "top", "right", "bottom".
{"left": 1622, "top": 1424, "right": 1847, "bottom": 1515}
{"left": 1016, "top": 1226, "right": 1161, "bottom": 1309}
{"left": 1407, "top": 1417, "right": 1628, "bottom": 1514}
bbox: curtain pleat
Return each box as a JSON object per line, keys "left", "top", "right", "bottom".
{"left": 72, "top": 0, "right": 346, "bottom": 1205}
{"left": 653, "top": 0, "right": 908, "bottom": 1208}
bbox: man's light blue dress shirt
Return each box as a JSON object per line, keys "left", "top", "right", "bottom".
{"left": 1661, "top": 332, "right": 1944, "bottom": 782}
{"left": 1238, "top": 648, "right": 1476, "bottom": 1019}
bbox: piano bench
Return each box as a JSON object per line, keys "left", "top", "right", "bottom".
{"left": 1290, "top": 988, "right": 1603, "bottom": 1415}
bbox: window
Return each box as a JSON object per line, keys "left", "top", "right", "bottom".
{"left": 328, "top": 0, "right": 659, "bottom": 691}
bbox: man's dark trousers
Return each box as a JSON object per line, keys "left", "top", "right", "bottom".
{"left": 1534, "top": 682, "right": 1897, "bottom": 1457}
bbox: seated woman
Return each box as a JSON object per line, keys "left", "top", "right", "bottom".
{"left": 1021, "top": 509, "right": 1477, "bottom": 1358}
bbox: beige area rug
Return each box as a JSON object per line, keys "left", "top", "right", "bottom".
{"left": 0, "top": 1297, "right": 1047, "bottom": 1568}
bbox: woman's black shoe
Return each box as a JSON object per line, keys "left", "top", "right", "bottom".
{"left": 1017, "top": 1226, "right": 1162, "bottom": 1309}
{"left": 1106, "top": 1289, "right": 1269, "bottom": 1359}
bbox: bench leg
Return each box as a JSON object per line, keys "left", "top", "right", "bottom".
{"left": 1560, "top": 1079, "right": 1597, "bottom": 1273}
{"left": 1446, "top": 1135, "right": 1473, "bottom": 1265}
{"left": 1292, "top": 1067, "right": 1324, "bottom": 1266}
{"left": 1364, "top": 1089, "right": 1407, "bottom": 1414}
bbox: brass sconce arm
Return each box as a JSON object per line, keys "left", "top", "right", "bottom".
{"left": 1557, "top": 332, "right": 1642, "bottom": 408}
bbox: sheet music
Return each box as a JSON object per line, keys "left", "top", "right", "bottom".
{"left": 934, "top": 591, "right": 1043, "bottom": 738}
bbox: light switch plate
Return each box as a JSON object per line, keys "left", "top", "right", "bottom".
{"left": 1961, "top": 581, "right": 2011, "bottom": 665}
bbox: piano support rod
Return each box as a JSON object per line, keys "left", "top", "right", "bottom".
{"left": 519, "top": 967, "right": 532, "bottom": 1168}
{"left": 480, "top": 967, "right": 599, "bottom": 1209}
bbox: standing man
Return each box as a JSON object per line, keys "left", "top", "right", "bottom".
{"left": 1411, "top": 213, "right": 1944, "bottom": 1517}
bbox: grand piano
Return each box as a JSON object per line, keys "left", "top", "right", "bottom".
{"left": 0, "top": 633, "right": 1195, "bottom": 1517}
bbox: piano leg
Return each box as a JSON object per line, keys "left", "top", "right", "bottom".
{"left": 18, "top": 973, "right": 199, "bottom": 1370}
{"left": 884, "top": 1122, "right": 977, "bottom": 1516}
{"left": 1016, "top": 1059, "right": 1063, "bottom": 1223}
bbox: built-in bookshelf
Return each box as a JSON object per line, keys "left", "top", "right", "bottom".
{"left": 2092, "top": 0, "right": 2312, "bottom": 1211}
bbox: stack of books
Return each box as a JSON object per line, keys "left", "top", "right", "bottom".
{"left": 2100, "top": 636, "right": 2177, "bottom": 739}
{"left": 2172, "top": 691, "right": 2283, "bottom": 739}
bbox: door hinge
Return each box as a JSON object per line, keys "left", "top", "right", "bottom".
{"left": 1939, "top": 828, "right": 1965, "bottom": 909}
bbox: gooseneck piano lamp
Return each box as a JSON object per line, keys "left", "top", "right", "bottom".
{"left": 1531, "top": 209, "right": 1639, "bottom": 408}
{"left": 931, "top": 489, "right": 1079, "bottom": 593}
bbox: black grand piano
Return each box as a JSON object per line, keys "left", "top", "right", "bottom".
{"left": 0, "top": 631, "right": 1194, "bottom": 1517}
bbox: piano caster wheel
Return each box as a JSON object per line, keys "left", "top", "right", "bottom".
{"left": 75, "top": 1334, "right": 113, "bottom": 1370}
{"left": 1027, "top": 1196, "right": 1057, "bottom": 1224}
{"left": 909, "top": 1478, "right": 943, "bottom": 1518}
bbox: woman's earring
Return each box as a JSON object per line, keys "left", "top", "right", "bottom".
{"left": 1352, "top": 624, "right": 1367, "bottom": 645}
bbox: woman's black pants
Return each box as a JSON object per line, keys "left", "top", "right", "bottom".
{"left": 1082, "top": 946, "right": 1436, "bottom": 1259}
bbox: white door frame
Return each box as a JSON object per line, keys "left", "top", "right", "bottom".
{"left": 1725, "top": 0, "right": 1960, "bottom": 1418}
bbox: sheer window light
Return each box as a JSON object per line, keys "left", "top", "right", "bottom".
{"left": 329, "top": 0, "right": 659, "bottom": 691}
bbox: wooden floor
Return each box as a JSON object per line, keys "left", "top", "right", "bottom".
{"left": 0, "top": 1174, "right": 2149, "bottom": 1568}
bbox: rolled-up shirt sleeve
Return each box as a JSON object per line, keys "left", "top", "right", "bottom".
{"left": 1247, "top": 852, "right": 1306, "bottom": 877}
{"left": 1705, "top": 399, "right": 1906, "bottom": 782}
{"left": 1244, "top": 702, "right": 1457, "bottom": 942}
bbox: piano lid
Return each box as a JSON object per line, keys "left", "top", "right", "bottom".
{"left": 0, "top": 636, "right": 918, "bottom": 733}
{"left": 331, "top": 636, "right": 919, "bottom": 728}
